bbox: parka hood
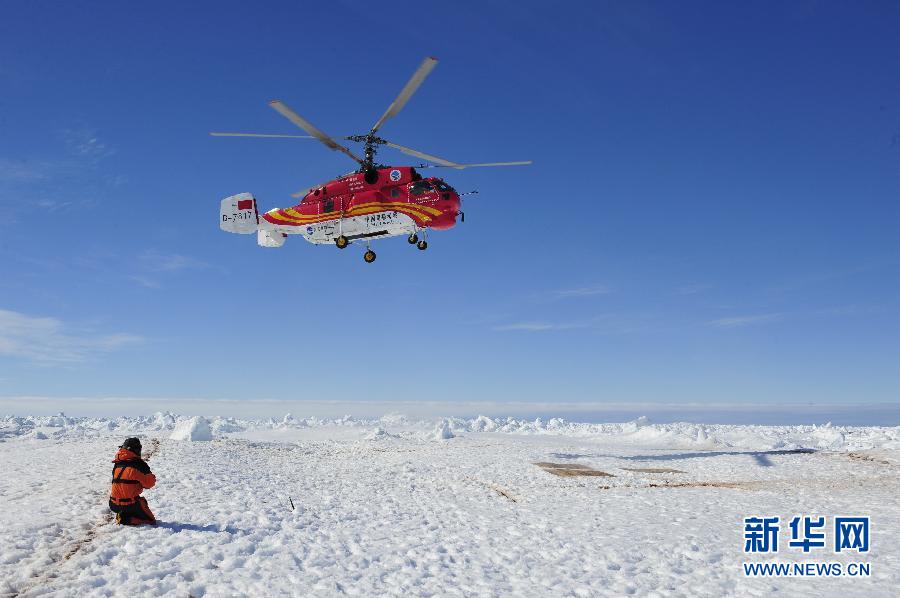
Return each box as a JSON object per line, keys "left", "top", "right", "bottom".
{"left": 113, "top": 448, "right": 141, "bottom": 462}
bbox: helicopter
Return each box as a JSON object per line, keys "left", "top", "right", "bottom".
{"left": 213, "top": 57, "right": 531, "bottom": 263}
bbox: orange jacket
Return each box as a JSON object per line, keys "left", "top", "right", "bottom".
{"left": 109, "top": 448, "right": 156, "bottom": 504}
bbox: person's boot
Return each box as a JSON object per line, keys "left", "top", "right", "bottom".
{"left": 130, "top": 517, "right": 155, "bottom": 526}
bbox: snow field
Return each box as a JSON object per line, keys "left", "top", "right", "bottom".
{"left": 1, "top": 414, "right": 898, "bottom": 596}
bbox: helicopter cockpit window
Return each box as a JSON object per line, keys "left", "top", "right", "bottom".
{"left": 434, "top": 181, "right": 453, "bottom": 192}
{"left": 409, "top": 181, "right": 433, "bottom": 196}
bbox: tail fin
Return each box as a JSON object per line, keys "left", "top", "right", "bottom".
{"left": 220, "top": 193, "right": 258, "bottom": 234}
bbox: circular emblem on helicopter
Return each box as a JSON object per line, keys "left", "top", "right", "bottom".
{"left": 389, "top": 169, "right": 401, "bottom": 181}
{"left": 306, "top": 226, "right": 314, "bottom": 235}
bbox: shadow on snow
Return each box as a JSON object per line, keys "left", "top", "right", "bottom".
{"left": 156, "top": 521, "right": 242, "bottom": 534}
{"left": 548, "top": 449, "right": 816, "bottom": 468}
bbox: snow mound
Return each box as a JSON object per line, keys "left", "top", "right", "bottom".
{"left": 45, "top": 413, "right": 72, "bottom": 427}
{"left": 211, "top": 417, "right": 246, "bottom": 434}
{"left": 621, "top": 415, "right": 651, "bottom": 433}
{"left": 432, "top": 419, "right": 455, "bottom": 441}
{"left": 1, "top": 412, "right": 899, "bottom": 453}
{"left": 379, "top": 413, "right": 409, "bottom": 426}
{"left": 144, "top": 411, "right": 175, "bottom": 430}
{"left": 365, "top": 426, "right": 398, "bottom": 441}
{"left": 169, "top": 416, "right": 213, "bottom": 441}
{"left": 470, "top": 415, "right": 497, "bottom": 432}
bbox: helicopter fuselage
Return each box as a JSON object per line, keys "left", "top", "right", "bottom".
{"left": 259, "top": 166, "right": 460, "bottom": 245}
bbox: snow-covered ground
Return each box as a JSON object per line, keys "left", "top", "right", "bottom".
{"left": 2, "top": 413, "right": 899, "bottom": 596}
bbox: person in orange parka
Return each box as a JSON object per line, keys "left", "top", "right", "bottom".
{"left": 108, "top": 437, "right": 157, "bottom": 525}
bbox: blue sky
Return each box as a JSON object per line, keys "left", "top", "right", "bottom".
{"left": 1, "top": 1, "right": 898, "bottom": 407}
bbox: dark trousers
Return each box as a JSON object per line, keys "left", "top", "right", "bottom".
{"left": 109, "top": 497, "right": 156, "bottom": 525}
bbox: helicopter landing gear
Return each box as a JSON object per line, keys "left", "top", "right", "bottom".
{"left": 363, "top": 249, "right": 376, "bottom": 263}
{"left": 417, "top": 240, "right": 428, "bottom": 251}
{"left": 335, "top": 235, "right": 349, "bottom": 249}
{"left": 407, "top": 233, "right": 418, "bottom": 244}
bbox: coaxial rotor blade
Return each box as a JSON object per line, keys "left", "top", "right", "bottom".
{"left": 416, "top": 161, "right": 533, "bottom": 169}
{"left": 290, "top": 185, "right": 318, "bottom": 199}
{"left": 269, "top": 100, "right": 363, "bottom": 164}
{"left": 210, "top": 132, "right": 315, "bottom": 139}
{"left": 371, "top": 57, "right": 438, "bottom": 133}
{"left": 290, "top": 171, "right": 358, "bottom": 199}
{"left": 384, "top": 141, "right": 461, "bottom": 167}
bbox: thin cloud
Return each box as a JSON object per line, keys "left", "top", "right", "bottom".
{"left": 493, "top": 321, "right": 592, "bottom": 332}
{"left": 0, "top": 158, "right": 52, "bottom": 183}
{"left": 812, "top": 305, "right": 881, "bottom": 317}
{"left": 0, "top": 124, "right": 116, "bottom": 220}
{"left": 0, "top": 308, "right": 142, "bottom": 364}
{"left": 1, "top": 128, "right": 112, "bottom": 186}
{"left": 34, "top": 199, "right": 74, "bottom": 210}
{"left": 674, "top": 283, "right": 712, "bottom": 296}
{"left": 129, "top": 275, "right": 161, "bottom": 289}
{"left": 63, "top": 126, "right": 114, "bottom": 161}
{"left": 533, "top": 285, "right": 611, "bottom": 302}
{"left": 708, "top": 306, "right": 876, "bottom": 330}
{"left": 491, "top": 313, "right": 649, "bottom": 334}
{"left": 708, "top": 314, "right": 782, "bottom": 329}
{"left": 139, "top": 250, "right": 208, "bottom": 272}
{"left": 550, "top": 285, "right": 611, "bottom": 299}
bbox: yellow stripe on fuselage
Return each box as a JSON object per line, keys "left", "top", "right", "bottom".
{"left": 347, "top": 205, "right": 434, "bottom": 222}
{"left": 267, "top": 201, "right": 441, "bottom": 225}
{"left": 358, "top": 201, "right": 443, "bottom": 216}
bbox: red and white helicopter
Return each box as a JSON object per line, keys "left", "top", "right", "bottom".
{"left": 213, "top": 57, "right": 531, "bottom": 262}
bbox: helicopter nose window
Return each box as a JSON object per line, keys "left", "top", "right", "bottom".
{"left": 434, "top": 181, "right": 454, "bottom": 193}
{"left": 409, "top": 181, "right": 433, "bottom": 196}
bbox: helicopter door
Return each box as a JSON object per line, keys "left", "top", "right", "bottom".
{"left": 320, "top": 192, "right": 335, "bottom": 217}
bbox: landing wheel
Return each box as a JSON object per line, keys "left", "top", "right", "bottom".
{"left": 335, "top": 235, "right": 349, "bottom": 249}
{"left": 363, "top": 250, "right": 377, "bottom": 263}
{"left": 417, "top": 240, "right": 428, "bottom": 251}
{"left": 407, "top": 233, "right": 418, "bottom": 244}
